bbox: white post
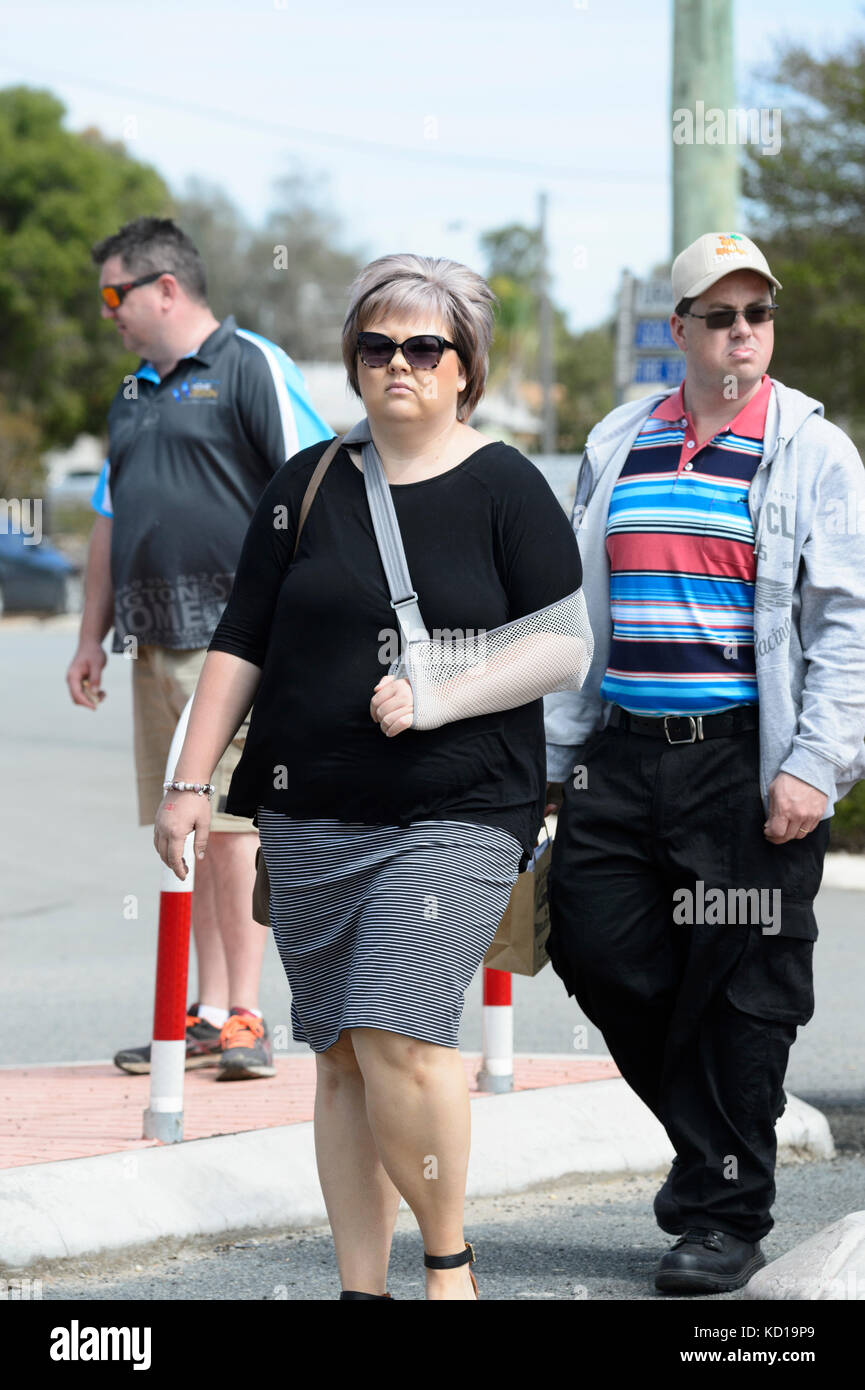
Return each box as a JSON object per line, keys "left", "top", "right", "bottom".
{"left": 143, "top": 697, "right": 196, "bottom": 1143}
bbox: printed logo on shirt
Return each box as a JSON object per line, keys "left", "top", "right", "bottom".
{"left": 171, "top": 377, "right": 221, "bottom": 403}
{"left": 115, "top": 571, "right": 235, "bottom": 644}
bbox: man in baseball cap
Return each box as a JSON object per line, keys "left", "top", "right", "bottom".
{"left": 545, "top": 231, "right": 865, "bottom": 1293}
{"left": 671, "top": 230, "right": 782, "bottom": 304}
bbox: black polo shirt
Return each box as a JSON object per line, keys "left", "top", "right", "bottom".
{"left": 90, "top": 314, "right": 330, "bottom": 651}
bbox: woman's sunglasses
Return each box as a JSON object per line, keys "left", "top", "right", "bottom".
{"left": 357, "top": 331, "right": 458, "bottom": 370}
{"left": 100, "top": 270, "right": 170, "bottom": 309}
{"left": 683, "top": 305, "right": 778, "bottom": 331}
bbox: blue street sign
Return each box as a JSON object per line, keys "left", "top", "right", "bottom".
{"left": 634, "top": 319, "right": 675, "bottom": 349}
{"left": 634, "top": 356, "right": 686, "bottom": 385}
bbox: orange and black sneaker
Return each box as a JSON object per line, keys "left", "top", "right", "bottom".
{"left": 113, "top": 1003, "right": 223, "bottom": 1075}
{"left": 216, "top": 1007, "right": 277, "bottom": 1081}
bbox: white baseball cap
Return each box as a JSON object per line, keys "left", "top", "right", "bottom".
{"left": 672, "top": 232, "right": 782, "bottom": 305}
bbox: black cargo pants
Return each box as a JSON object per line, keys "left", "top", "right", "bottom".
{"left": 548, "top": 723, "right": 830, "bottom": 1243}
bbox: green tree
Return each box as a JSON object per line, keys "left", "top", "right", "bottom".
{"left": 176, "top": 169, "right": 365, "bottom": 360}
{"left": 745, "top": 35, "right": 865, "bottom": 846}
{"left": 482, "top": 223, "right": 543, "bottom": 397}
{"left": 171, "top": 177, "right": 253, "bottom": 327}
{"left": 743, "top": 37, "right": 865, "bottom": 439}
{"left": 480, "top": 222, "right": 612, "bottom": 450}
{"left": 0, "top": 85, "right": 170, "bottom": 495}
{"left": 245, "top": 170, "right": 365, "bottom": 359}
{"left": 554, "top": 322, "right": 614, "bottom": 454}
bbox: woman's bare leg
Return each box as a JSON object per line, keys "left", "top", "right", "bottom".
{"left": 349, "top": 1027, "right": 476, "bottom": 1301}
{"left": 313, "top": 1031, "right": 402, "bottom": 1295}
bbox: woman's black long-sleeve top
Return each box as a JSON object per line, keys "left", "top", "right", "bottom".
{"left": 208, "top": 437, "right": 583, "bottom": 865}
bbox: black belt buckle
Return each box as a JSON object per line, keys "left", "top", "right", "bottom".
{"left": 664, "top": 714, "right": 704, "bottom": 745}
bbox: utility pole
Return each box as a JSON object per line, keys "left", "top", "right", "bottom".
{"left": 615, "top": 2, "right": 740, "bottom": 405}
{"left": 537, "top": 191, "right": 556, "bottom": 453}
{"left": 671, "top": 0, "right": 739, "bottom": 256}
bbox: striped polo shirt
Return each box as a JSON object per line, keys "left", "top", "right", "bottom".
{"left": 599, "top": 375, "right": 771, "bottom": 715}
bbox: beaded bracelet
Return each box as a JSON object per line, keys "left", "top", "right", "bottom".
{"left": 163, "top": 780, "right": 216, "bottom": 798}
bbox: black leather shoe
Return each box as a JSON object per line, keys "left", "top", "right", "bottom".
{"left": 653, "top": 1159, "right": 685, "bottom": 1235}
{"left": 655, "top": 1228, "right": 766, "bottom": 1294}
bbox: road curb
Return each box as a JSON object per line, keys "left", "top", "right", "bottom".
{"left": 0, "top": 1081, "right": 833, "bottom": 1271}
{"left": 744, "top": 1210, "right": 865, "bottom": 1299}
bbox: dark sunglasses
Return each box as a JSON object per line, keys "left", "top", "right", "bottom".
{"left": 100, "top": 270, "right": 170, "bottom": 309}
{"left": 684, "top": 305, "right": 778, "bottom": 331}
{"left": 356, "top": 331, "right": 458, "bottom": 370}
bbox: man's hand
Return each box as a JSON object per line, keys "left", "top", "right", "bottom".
{"left": 370, "top": 674, "right": 414, "bottom": 737}
{"left": 544, "top": 781, "right": 564, "bottom": 817}
{"left": 764, "top": 772, "right": 827, "bottom": 845}
{"left": 66, "top": 640, "right": 108, "bottom": 709}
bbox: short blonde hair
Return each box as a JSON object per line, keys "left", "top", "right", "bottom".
{"left": 342, "top": 254, "right": 497, "bottom": 421}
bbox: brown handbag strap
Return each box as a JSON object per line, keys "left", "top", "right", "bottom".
{"left": 292, "top": 433, "right": 348, "bottom": 560}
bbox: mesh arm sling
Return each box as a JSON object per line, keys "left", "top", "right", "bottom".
{"left": 291, "top": 419, "right": 594, "bottom": 731}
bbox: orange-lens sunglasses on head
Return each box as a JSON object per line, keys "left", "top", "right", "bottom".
{"left": 100, "top": 270, "right": 169, "bottom": 309}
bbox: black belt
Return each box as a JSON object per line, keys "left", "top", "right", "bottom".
{"left": 607, "top": 704, "right": 759, "bottom": 744}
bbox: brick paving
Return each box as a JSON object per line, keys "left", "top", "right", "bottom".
{"left": 0, "top": 1054, "right": 619, "bottom": 1169}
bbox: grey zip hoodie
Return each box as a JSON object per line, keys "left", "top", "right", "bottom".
{"left": 544, "top": 378, "right": 865, "bottom": 817}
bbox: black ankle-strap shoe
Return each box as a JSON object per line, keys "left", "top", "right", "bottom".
{"left": 338, "top": 1290, "right": 393, "bottom": 1299}
{"left": 655, "top": 1228, "right": 766, "bottom": 1295}
{"left": 424, "top": 1241, "right": 478, "bottom": 1299}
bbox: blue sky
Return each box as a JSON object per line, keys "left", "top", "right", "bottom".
{"left": 2, "top": 0, "right": 862, "bottom": 332}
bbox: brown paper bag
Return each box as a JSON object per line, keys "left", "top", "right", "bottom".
{"left": 252, "top": 845, "right": 271, "bottom": 927}
{"left": 482, "top": 836, "right": 552, "bottom": 977}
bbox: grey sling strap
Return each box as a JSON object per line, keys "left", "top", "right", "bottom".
{"left": 341, "top": 420, "right": 593, "bottom": 729}
{"left": 342, "top": 417, "right": 430, "bottom": 648}
{"left": 292, "top": 417, "right": 594, "bottom": 730}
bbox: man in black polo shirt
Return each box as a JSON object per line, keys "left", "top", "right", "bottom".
{"left": 66, "top": 217, "right": 331, "bottom": 1079}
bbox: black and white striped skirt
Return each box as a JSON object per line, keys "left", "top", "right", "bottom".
{"left": 256, "top": 809, "right": 523, "bottom": 1052}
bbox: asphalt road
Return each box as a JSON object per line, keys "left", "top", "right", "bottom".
{"left": 27, "top": 1150, "right": 865, "bottom": 1302}
{"left": 3, "top": 620, "right": 864, "bottom": 1113}
{"left": 4, "top": 619, "right": 865, "bottom": 1327}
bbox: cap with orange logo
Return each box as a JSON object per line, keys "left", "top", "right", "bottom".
{"left": 672, "top": 232, "right": 782, "bottom": 304}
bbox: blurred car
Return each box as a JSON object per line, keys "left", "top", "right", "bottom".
{"left": 0, "top": 530, "right": 83, "bottom": 616}
{"left": 46, "top": 468, "right": 102, "bottom": 508}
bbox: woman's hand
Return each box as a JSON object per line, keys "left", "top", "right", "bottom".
{"left": 370, "top": 674, "right": 414, "bottom": 736}
{"left": 153, "top": 791, "right": 212, "bottom": 880}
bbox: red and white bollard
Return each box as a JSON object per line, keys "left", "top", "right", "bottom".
{"left": 476, "top": 967, "right": 513, "bottom": 1093}
{"left": 142, "top": 696, "right": 196, "bottom": 1143}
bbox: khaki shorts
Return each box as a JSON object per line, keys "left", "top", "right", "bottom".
{"left": 132, "top": 644, "right": 255, "bottom": 833}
